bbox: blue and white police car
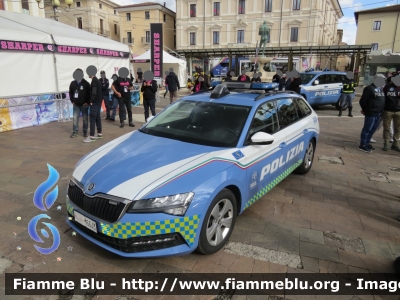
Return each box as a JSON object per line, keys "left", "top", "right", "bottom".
{"left": 299, "top": 71, "right": 347, "bottom": 107}
{"left": 66, "top": 82, "right": 319, "bottom": 257}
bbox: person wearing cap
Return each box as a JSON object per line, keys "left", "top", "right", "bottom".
{"left": 99, "top": 71, "right": 111, "bottom": 120}
{"left": 358, "top": 74, "right": 386, "bottom": 153}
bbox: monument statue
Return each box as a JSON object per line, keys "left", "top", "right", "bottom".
{"left": 259, "top": 21, "right": 270, "bottom": 57}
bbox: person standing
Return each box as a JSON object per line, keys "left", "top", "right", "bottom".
{"left": 108, "top": 74, "right": 120, "bottom": 122}
{"left": 237, "top": 71, "right": 251, "bottom": 82}
{"left": 272, "top": 71, "right": 281, "bottom": 85}
{"left": 358, "top": 75, "right": 386, "bottom": 153}
{"left": 191, "top": 75, "right": 208, "bottom": 93}
{"left": 289, "top": 71, "right": 302, "bottom": 94}
{"left": 69, "top": 68, "right": 90, "bottom": 138}
{"left": 163, "top": 71, "right": 169, "bottom": 98}
{"left": 84, "top": 66, "right": 103, "bottom": 143}
{"left": 382, "top": 74, "right": 400, "bottom": 152}
{"left": 99, "top": 70, "right": 111, "bottom": 120}
{"left": 141, "top": 76, "right": 158, "bottom": 122}
{"left": 338, "top": 72, "right": 356, "bottom": 117}
{"left": 279, "top": 74, "right": 286, "bottom": 91}
{"left": 165, "top": 68, "right": 180, "bottom": 104}
{"left": 111, "top": 68, "right": 135, "bottom": 128}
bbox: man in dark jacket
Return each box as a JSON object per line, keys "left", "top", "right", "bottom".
{"left": 69, "top": 68, "right": 90, "bottom": 138}
{"left": 84, "top": 66, "right": 103, "bottom": 143}
{"left": 279, "top": 74, "right": 286, "bottom": 91}
{"left": 111, "top": 67, "right": 134, "bottom": 128}
{"left": 165, "top": 68, "right": 180, "bottom": 104}
{"left": 272, "top": 71, "right": 281, "bottom": 84}
{"left": 141, "top": 71, "right": 158, "bottom": 122}
{"left": 382, "top": 74, "right": 400, "bottom": 151}
{"left": 289, "top": 71, "right": 302, "bottom": 94}
{"left": 358, "top": 75, "right": 386, "bottom": 153}
{"left": 99, "top": 70, "right": 111, "bottom": 120}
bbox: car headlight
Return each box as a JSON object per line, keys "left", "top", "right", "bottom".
{"left": 127, "top": 192, "right": 194, "bottom": 216}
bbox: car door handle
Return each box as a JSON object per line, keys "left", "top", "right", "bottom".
{"left": 279, "top": 142, "right": 287, "bottom": 148}
{"left": 324, "top": 85, "right": 329, "bottom": 88}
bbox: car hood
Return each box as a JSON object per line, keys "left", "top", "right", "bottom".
{"left": 72, "top": 131, "right": 229, "bottom": 200}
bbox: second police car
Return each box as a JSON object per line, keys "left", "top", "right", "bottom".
{"left": 299, "top": 71, "right": 347, "bottom": 107}
{"left": 66, "top": 81, "right": 320, "bottom": 257}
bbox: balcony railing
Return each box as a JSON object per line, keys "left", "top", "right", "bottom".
{"left": 78, "top": 26, "right": 110, "bottom": 37}
{"left": 122, "top": 38, "right": 134, "bottom": 45}
{"left": 141, "top": 37, "right": 150, "bottom": 44}
{"left": 228, "top": 42, "right": 251, "bottom": 48}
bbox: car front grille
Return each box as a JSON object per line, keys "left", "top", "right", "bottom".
{"left": 67, "top": 181, "right": 127, "bottom": 223}
{"left": 69, "top": 213, "right": 185, "bottom": 253}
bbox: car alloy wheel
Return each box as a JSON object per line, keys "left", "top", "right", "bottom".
{"left": 197, "top": 189, "right": 237, "bottom": 254}
{"left": 294, "top": 139, "right": 315, "bottom": 174}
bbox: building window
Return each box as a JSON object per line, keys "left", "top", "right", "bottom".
{"left": 114, "top": 24, "right": 117, "bottom": 34}
{"left": 213, "top": 31, "right": 219, "bottom": 44}
{"left": 213, "top": 2, "right": 220, "bottom": 16}
{"left": 145, "top": 31, "right": 150, "bottom": 43}
{"left": 190, "top": 4, "right": 196, "bottom": 17}
{"left": 127, "top": 32, "right": 132, "bottom": 43}
{"left": 76, "top": 1, "right": 81, "bottom": 7}
{"left": 265, "top": 0, "right": 272, "bottom": 12}
{"left": 99, "top": 3, "right": 102, "bottom": 9}
{"left": 126, "top": 13, "right": 131, "bottom": 21}
{"left": 163, "top": 14, "right": 166, "bottom": 22}
{"left": 190, "top": 32, "right": 196, "bottom": 45}
{"left": 371, "top": 43, "right": 378, "bottom": 51}
{"left": 114, "top": 10, "right": 116, "bottom": 15}
{"left": 237, "top": 30, "right": 244, "bottom": 43}
{"left": 77, "top": 17, "right": 83, "bottom": 29}
{"left": 373, "top": 21, "right": 381, "bottom": 31}
{"left": 21, "top": 0, "right": 29, "bottom": 10}
{"left": 293, "top": 0, "right": 301, "bottom": 10}
{"left": 145, "top": 11, "right": 150, "bottom": 19}
{"left": 238, "top": 0, "right": 245, "bottom": 14}
{"left": 100, "top": 19, "right": 104, "bottom": 34}
{"left": 290, "top": 27, "right": 299, "bottom": 42}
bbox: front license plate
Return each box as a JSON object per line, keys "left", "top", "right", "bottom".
{"left": 74, "top": 211, "right": 97, "bottom": 233}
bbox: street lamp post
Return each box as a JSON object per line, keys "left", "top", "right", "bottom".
{"left": 35, "top": 0, "right": 74, "bottom": 21}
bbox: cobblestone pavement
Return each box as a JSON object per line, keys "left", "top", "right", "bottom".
{"left": 0, "top": 89, "right": 400, "bottom": 300}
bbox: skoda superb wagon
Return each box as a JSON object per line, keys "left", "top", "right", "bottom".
{"left": 66, "top": 82, "right": 320, "bottom": 257}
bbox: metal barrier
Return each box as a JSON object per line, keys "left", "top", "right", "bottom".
{"left": 0, "top": 92, "right": 71, "bottom": 122}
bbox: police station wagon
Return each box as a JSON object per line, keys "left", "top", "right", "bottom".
{"left": 299, "top": 71, "right": 347, "bottom": 107}
{"left": 66, "top": 82, "right": 319, "bottom": 257}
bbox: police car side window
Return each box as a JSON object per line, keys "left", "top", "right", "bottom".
{"left": 276, "top": 98, "right": 300, "bottom": 128}
{"left": 295, "top": 98, "right": 312, "bottom": 117}
{"left": 249, "top": 101, "right": 280, "bottom": 136}
{"left": 316, "top": 75, "right": 327, "bottom": 84}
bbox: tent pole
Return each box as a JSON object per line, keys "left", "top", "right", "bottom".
{"left": 50, "top": 34, "right": 60, "bottom": 95}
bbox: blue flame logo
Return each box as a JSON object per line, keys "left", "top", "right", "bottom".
{"left": 28, "top": 164, "right": 61, "bottom": 255}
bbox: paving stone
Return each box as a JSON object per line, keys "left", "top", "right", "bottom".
{"left": 299, "top": 228, "right": 324, "bottom": 245}
{"left": 388, "top": 243, "right": 400, "bottom": 257}
{"left": 300, "top": 242, "right": 339, "bottom": 263}
{"left": 362, "top": 239, "right": 394, "bottom": 260}
{"left": 224, "top": 242, "right": 302, "bottom": 269}
{"left": 300, "top": 256, "right": 319, "bottom": 272}
{"left": 323, "top": 231, "right": 365, "bottom": 254}
{"left": 278, "top": 234, "right": 300, "bottom": 255}
{"left": 318, "top": 156, "right": 344, "bottom": 165}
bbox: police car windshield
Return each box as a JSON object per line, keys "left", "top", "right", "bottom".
{"left": 140, "top": 100, "right": 251, "bottom": 147}
{"left": 300, "top": 73, "right": 316, "bottom": 84}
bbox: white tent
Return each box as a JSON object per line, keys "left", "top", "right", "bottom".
{"left": 132, "top": 50, "right": 187, "bottom": 87}
{"left": 0, "top": 10, "right": 131, "bottom": 98}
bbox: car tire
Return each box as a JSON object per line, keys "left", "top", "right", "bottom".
{"left": 197, "top": 189, "right": 237, "bottom": 255}
{"left": 294, "top": 139, "right": 315, "bottom": 175}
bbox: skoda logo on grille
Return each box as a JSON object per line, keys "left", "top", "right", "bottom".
{"left": 87, "top": 183, "right": 95, "bottom": 191}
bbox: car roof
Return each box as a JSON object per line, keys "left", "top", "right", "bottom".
{"left": 300, "top": 71, "right": 346, "bottom": 75}
{"left": 179, "top": 90, "right": 303, "bottom": 107}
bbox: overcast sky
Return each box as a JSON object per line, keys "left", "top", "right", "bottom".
{"left": 113, "top": 0, "right": 398, "bottom": 46}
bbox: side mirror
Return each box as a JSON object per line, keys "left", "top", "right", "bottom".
{"left": 313, "top": 80, "right": 319, "bottom": 85}
{"left": 146, "top": 116, "right": 155, "bottom": 124}
{"left": 250, "top": 132, "right": 274, "bottom": 145}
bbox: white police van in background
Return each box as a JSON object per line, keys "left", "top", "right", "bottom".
{"left": 299, "top": 71, "right": 347, "bottom": 109}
